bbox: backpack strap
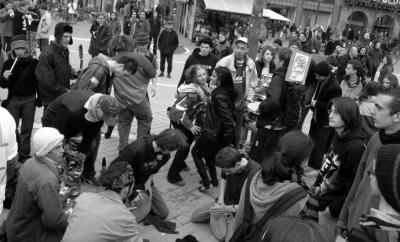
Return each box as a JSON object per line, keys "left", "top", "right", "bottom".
{"left": 255, "top": 186, "right": 307, "bottom": 229}
{"left": 242, "top": 168, "right": 260, "bottom": 223}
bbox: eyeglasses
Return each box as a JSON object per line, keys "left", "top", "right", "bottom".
{"left": 367, "top": 170, "right": 376, "bottom": 176}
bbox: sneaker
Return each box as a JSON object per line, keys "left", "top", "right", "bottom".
{"left": 167, "top": 73, "right": 171, "bottom": 78}
{"left": 158, "top": 72, "right": 164, "bottom": 77}
{"left": 167, "top": 178, "right": 186, "bottom": 187}
{"left": 198, "top": 185, "right": 211, "bottom": 193}
{"left": 104, "top": 126, "right": 113, "bottom": 139}
{"left": 211, "top": 180, "right": 219, "bottom": 187}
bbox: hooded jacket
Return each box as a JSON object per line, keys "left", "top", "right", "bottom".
{"left": 177, "top": 48, "right": 219, "bottom": 87}
{"left": 232, "top": 171, "right": 308, "bottom": 233}
{"left": 158, "top": 29, "right": 179, "bottom": 55}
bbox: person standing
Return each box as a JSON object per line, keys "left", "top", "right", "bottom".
{"left": 109, "top": 12, "right": 121, "bottom": 36}
{"left": 6, "top": 127, "right": 68, "bottom": 242}
{"left": 149, "top": 11, "right": 161, "bottom": 56}
{"left": 123, "top": 11, "right": 138, "bottom": 38}
{"left": 0, "top": 35, "right": 38, "bottom": 163}
{"left": 368, "top": 41, "right": 383, "bottom": 80}
{"left": 215, "top": 37, "right": 257, "bottom": 149}
{"left": 158, "top": 17, "right": 178, "bottom": 78}
{"left": 36, "top": 3, "right": 51, "bottom": 52}
{"left": 0, "top": 3, "right": 14, "bottom": 52}
{"left": 35, "top": 22, "right": 76, "bottom": 108}
{"left": 25, "top": 0, "right": 40, "bottom": 56}
{"left": 136, "top": 10, "right": 150, "bottom": 36}
{"left": 91, "top": 13, "right": 112, "bottom": 57}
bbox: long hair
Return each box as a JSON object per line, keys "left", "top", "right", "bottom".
{"left": 345, "top": 59, "right": 364, "bottom": 86}
{"left": 328, "top": 97, "right": 361, "bottom": 133}
{"left": 213, "top": 66, "right": 236, "bottom": 100}
{"left": 358, "top": 81, "right": 383, "bottom": 101}
{"left": 183, "top": 64, "right": 207, "bottom": 85}
{"left": 260, "top": 45, "right": 276, "bottom": 69}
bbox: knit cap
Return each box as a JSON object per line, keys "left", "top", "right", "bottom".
{"left": 136, "top": 32, "right": 149, "bottom": 46}
{"left": 314, "top": 61, "right": 331, "bottom": 77}
{"left": 54, "top": 22, "right": 73, "bottom": 44}
{"left": 98, "top": 95, "right": 119, "bottom": 126}
{"left": 11, "top": 35, "right": 28, "bottom": 51}
{"left": 375, "top": 144, "right": 400, "bottom": 212}
{"left": 32, "top": 127, "right": 64, "bottom": 157}
{"left": 278, "top": 131, "right": 313, "bottom": 167}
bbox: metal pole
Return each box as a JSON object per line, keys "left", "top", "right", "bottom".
{"left": 315, "top": 1, "right": 321, "bottom": 27}
{"left": 347, "top": 0, "right": 355, "bottom": 40}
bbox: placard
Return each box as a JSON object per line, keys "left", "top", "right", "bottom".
{"left": 285, "top": 50, "right": 312, "bottom": 85}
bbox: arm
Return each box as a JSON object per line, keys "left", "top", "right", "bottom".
{"left": 40, "top": 14, "right": 52, "bottom": 33}
{"left": 214, "top": 95, "right": 235, "bottom": 146}
{"left": 217, "top": 176, "right": 227, "bottom": 204}
{"left": 0, "top": 60, "right": 13, "bottom": 88}
{"left": 230, "top": 179, "right": 247, "bottom": 234}
{"left": 315, "top": 85, "right": 342, "bottom": 111}
{"left": 37, "top": 183, "right": 68, "bottom": 231}
{"left": 0, "top": 11, "right": 10, "bottom": 22}
{"left": 35, "top": 54, "right": 68, "bottom": 95}
{"left": 133, "top": 53, "right": 156, "bottom": 78}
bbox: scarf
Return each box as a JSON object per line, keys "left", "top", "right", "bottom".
{"left": 379, "top": 129, "right": 400, "bottom": 145}
{"left": 84, "top": 94, "right": 103, "bottom": 122}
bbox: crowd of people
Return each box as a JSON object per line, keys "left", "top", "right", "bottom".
{"left": 0, "top": 0, "right": 400, "bottom": 241}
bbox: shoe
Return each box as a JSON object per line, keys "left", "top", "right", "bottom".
{"left": 104, "top": 127, "right": 113, "bottom": 139}
{"left": 198, "top": 185, "right": 211, "bottom": 193}
{"left": 158, "top": 72, "right": 164, "bottom": 77}
{"left": 167, "top": 177, "right": 186, "bottom": 186}
{"left": 167, "top": 73, "right": 171, "bottom": 78}
{"left": 211, "top": 180, "right": 219, "bottom": 187}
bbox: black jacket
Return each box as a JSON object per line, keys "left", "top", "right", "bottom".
{"left": 149, "top": 17, "right": 161, "bottom": 36}
{"left": 158, "top": 29, "right": 179, "bottom": 55}
{"left": 0, "top": 56, "right": 38, "bottom": 97}
{"left": 26, "top": 6, "right": 40, "bottom": 31}
{"left": 41, "top": 90, "right": 103, "bottom": 155}
{"left": 311, "top": 74, "right": 342, "bottom": 126}
{"left": 203, "top": 87, "right": 235, "bottom": 147}
{"left": 178, "top": 48, "right": 218, "bottom": 87}
{"left": 92, "top": 23, "right": 112, "bottom": 56}
{"left": 35, "top": 41, "right": 72, "bottom": 105}
{"left": 257, "top": 67, "right": 286, "bottom": 128}
{"left": 300, "top": 39, "right": 313, "bottom": 54}
{"left": 255, "top": 60, "right": 276, "bottom": 79}
{"left": 12, "top": 9, "right": 25, "bottom": 35}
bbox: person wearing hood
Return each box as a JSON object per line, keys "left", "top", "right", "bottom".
{"left": 337, "top": 89, "right": 400, "bottom": 240}
{"left": 6, "top": 127, "right": 68, "bottom": 242}
{"left": 177, "top": 37, "right": 218, "bottom": 87}
{"left": 0, "top": 35, "right": 38, "bottom": 163}
{"left": 230, "top": 131, "right": 314, "bottom": 241}
{"left": 312, "top": 97, "right": 366, "bottom": 218}
{"left": 42, "top": 90, "right": 119, "bottom": 182}
{"left": 345, "top": 144, "right": 400, "bottom": 242}
{"left": 249, "top": 48, "right": 291, "bottom": 164}
{"left": 35, "top": 22, "right": 77, "bottom": 107}
{"left": 358, "top": 82, "right": 383, "bottom": 141}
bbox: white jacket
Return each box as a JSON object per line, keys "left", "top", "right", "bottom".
{"left": 36, "top": 11, "right": 52, "bottom": 39}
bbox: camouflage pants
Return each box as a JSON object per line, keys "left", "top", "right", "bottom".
{"left": 26, "top": 31, "right": 37, "bottom": 57}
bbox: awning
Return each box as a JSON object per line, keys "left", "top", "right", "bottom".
{"left": 203, "top": 0, "right": 254, "bottom": 16}
{"left": 262, "top": 9, "right": 291, "bottom": 22}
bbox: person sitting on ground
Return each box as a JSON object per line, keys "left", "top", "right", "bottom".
{"left": 345, "top": 144, "right": 400, "bottom": 242}
{"left": 167, "top": 65, "right": 210, "bottom": 186}
{"left": 312, "top": 97, "right": 366, "bottom": 218}
{"left": 6, "top": 127, "right": 68, "bottom": 242}
{"left": 381, "top": 73, "right": 398, "bottom": 92}
{"left": 261, "top": 216, "right": 334, "bottom": 242}
{"left": 191, "top": 147, "right": 260, "bottom": 223}
{"left": 340, "top": 59, "right": 364, "bottom": 100}
{"left": 61, "top": 161, "right": 144, "bottom": 242}
{"left": 230, "top": 131, "right": 314, "bottom": 241}
{"left": 112, "top": 129, "right": 187, "bottom": 221}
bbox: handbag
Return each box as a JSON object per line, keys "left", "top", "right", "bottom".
{"left": 209, "top": 210, "right": 235, "bottom": 241}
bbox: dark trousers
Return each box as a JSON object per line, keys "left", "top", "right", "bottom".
{"left": 6, "top": 95, "right": 36, "bottom": 159}
{"left": 318, "top": 191, "right": 347, "bottom": 218}
{"left": 160, "top": 52, "right": 173, "bottom": 74}
{"left": 38, "top": 38, "right": 49, "bottom": 52}
{"left": 191, "top": 135, "right": 218, "bottom": 187}
{"left": 249, "top": 127, "right": 283, "bottom": 164}
{"left": 2, "top": 36, "right": 12, "bottom": 51}
{"left": 308, "top": 119, "right": 334, "bottom": 170}
{"left": 150, "top": 34, "right": 158, "bottom": 55}
{"left": 82, "top": 132, "right": 101, "bottom": 179}
{"left": 167, "top": 121, "right": 194, "bottom": 181}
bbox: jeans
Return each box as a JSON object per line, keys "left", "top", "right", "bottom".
{"left": 6, "top": 95, "right": 36, "bottom": 159}
{"left": 82, "top": 132, "right": 101, "bottom": 180}
{"left": 151, "top": 185, "right": 169, "bottom": 219}
{"left": 234, "top": 109, "right": 247, "bottom": 148}
{"left": 191, "top": 136, "right": 218, "bottom": 187}
{"left": 38, "top": 38, "right": 49, "bottom": 52}
{"left": 167, "top": 121, "right": 193, "bottom": 182}
{"left": 26, "top": 31, "right": 37, "bottom": 56}
{"left": 117, "top": 99, "right": 153, "bottom": 152}
{"left": 308, "top": 119, "right": 334, "bottom": 170}
{"left": 150, "top": 34, "right": 158, "bottom": 55}
{"left": 160, "top": 52, "right": 173, "bottom": 74}
{"left": 2, "top": 36, "right": 11, "bottom": 51}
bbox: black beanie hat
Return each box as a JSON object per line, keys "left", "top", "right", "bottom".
{"left": 54, "top": 22, "right": 73, "bottom": 44}
{"left": 375, "top": 144, "right": 400, "bottom": 213}
{"left": 314, "top": 61, "right": 331, "bottom": 77}
{"left": 278, "top": 131, "right": 313, "bottom": 167}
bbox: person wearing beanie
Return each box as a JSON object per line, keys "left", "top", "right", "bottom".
{"left": 177, "top": 37, "right": 218, "bottom": 88}
{"left": 35, "top": 22, "right": 77, "bottom": 107}
{"left": 307, "top": 60, "right": 341, "bottom": 171}
{"left": 191, "top": 147, "right": 260, "bottom": 226}
{"left": 91, "top": 13, "right": 112, "bottom": 57}
{"left": 344, "top": 144, "right": 400, "bottom": 242}
{"left": 6, "top": 127, "right": 68, "bottom": 242}
{"left": 229, "top": 131, "right": 316, "bottom": 241}
{"left": 62, "top": 161, "right": 145, "bottom": 242}
{"left": 0, "top": 35, "right": 39, "bottom": 162}
{"left": 42, "top": 90, "right": 119, "bottom": 183}
{"left": 337, "top": 89, "right": 400, "bottom": 240}
{"left": 158, "top": 17, "right": 179, "bottom": 78}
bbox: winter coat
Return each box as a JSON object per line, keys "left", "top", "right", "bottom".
{"left": 109, "top": 18, "right": 121, "bottom": 36}
{"left": 368, "top": 48, "right": 383, "bottom": 68}
{"left": 213, "top": 40, "right": 232, "bottom": 59}
{"left": 123, "top": 18, "right": 138, "bottom": 36}
{"left": 35, "top": 41, "right": 72, "bottom": 105}
{"left": 0, "top": 8, "right": 13, "bottom": 37}
{"left": 36, "top": 11, "right": 52, "bottom": 39}
{"left": 0, "top": 56, "right": 38, "bottom": 97}
{"left": 340, "top": 79, "right": 363, "bottom": 101}
{"left": 6, "top": 157, "right": 68, "bottom": 242}
{"left": 177, "top": 48, "right": 219, "bottom": 87}
{"left": 257, "top": 67, "right": 287, "bottom": 128}
{"left": 92, "top": 23, "right": 112, "bottom": 56}
{"left": 300, "top": 39, "right": 313, "bottom": 54}
{"left": 359, "top": 101, "right": 378, "bottom": 141}
{"left": 149, "top": 16, "right": 161, "bottom": 36}
{"left": 158, "top": 29, "right": 179, "bottom": 55}
{"left": 255, "top": 60, "right": 276, "bottom": 79}
{"left": 338, "top": 130, "right": 400, "bottom": 231}
{"left": 136, "top": 19, "right": 150, "bottom": 36}
{"left": 26, "top": 6, "right": 40, "bottom": 32}
{"left": 41, "top": 90, "right": 103, "bottom": 155}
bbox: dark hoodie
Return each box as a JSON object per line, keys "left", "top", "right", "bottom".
{"left": 178, "top": 48, "right": 219, "bottom": 87}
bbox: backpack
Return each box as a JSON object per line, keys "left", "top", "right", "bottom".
{"left": 168, "top": 91, "right": 205, "bottom": 126}
{"left": 229, "top": 170, "right": 307, "bottom": 242}
{"left": 276, "top": 71, "right": 306, "bottom": 131}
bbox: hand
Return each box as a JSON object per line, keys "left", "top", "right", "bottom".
{"left": 311, "top": 100, "right": 317, "bottom": 107}
{"left": 131, "top": 192, "right": 148, "bottom": 208}
{"left": 3, "top": 70, "right": 12, "bottom": 79}
{"left": 190, "top": 125, "right": 201, "bottom": 135}
{"left": 210, "top": 204, "right": 232, "bottom": 215}
{"left": 335, "top": 235, "right": 346, "bottom": 242}
{"left": 144, "top": 179, "right": 153, "bottom": 198}
{"left": 150, "top": 85, "right": 156, "bottom": 97}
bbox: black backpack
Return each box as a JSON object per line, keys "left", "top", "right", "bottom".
{"left": 229, "top": 170, "right": 307, "bottom": 242}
